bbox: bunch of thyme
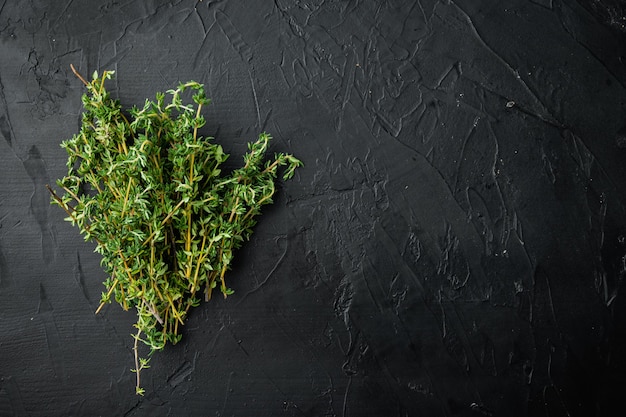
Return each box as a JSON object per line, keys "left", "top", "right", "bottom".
{"left": 48, "top": 66, "right": 301, "bottom": 394}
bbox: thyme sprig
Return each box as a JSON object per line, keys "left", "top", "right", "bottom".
{"left": 49, "top": 66, "right": 301, "bottom": 395}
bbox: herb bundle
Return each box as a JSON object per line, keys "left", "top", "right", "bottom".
{"left": 48, "top": 66, "right": 301, "bottom": 394}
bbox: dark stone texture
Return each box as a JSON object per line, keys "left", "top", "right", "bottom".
{"left": 1, "top": 0, "right": 625, "bottom": 416}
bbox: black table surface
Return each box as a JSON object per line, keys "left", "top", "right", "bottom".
{"left": 1, "top": 0, "right": 626, "bottom": 416}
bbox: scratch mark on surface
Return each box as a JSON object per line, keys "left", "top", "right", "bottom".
{"left": 335, "top": 47, "right": 356, "bottom": 132}
{"left": 543, "top": 273, "right": 558, "bottom": 328}
{"left": 38, "top": 283, "right": 65, "bottom": 380}
{"left": 448, "top": 1, "right": 560, "bottom": 127}
{"left": 0, "top": 377, "right": 28, "bottom": 416}
{"left": 192, "top": 18, "right": 217, "bottom": 69}
{"left": 50, "top": 0, "right": 75, "bottom": 32}
{"left": 530, "top": 0, "right": 553, "bottom": 10}
{"left": 122, "top": 400, "right": 141, "bottom": 417}
{"left": 341, "top": 375, "right": 351, "bottom": 417}
{"left": 224, "top": 322, "right": 250, "bottom": 357}
{"left": 452, "top": 118, "right": 478, "bottom": 193}
{"left": 167, "top": 352, "right": 198, "bottom": 388}
{"left": 237, "top": 236, "right": 288, "bottom": 305}
{"left": 556, "top": 2, "right": 626, "bottom": 90}
{"left": 193, "top": 5, "right": 210, "bottom": 37}
{"left": 565, "top": 131, "right": 624, "bottom": 204}
{"left": 220, "top": 371, "right": 234, "bottom": 415}
{"left": 248, "top": 70, "right": 261, "bottom": 129}
{"left": 0, "top": 209, "right": 8, "bottom": 287}
{"left": 360, "top": 259, "right": 385, "bottom": 314}
{"left": 100, "top": 45, "right": 132, "bottom": 72}
{"left": 215, "top": 9, "right": 253, "bottom": 63}
{"left": 0, "top": 246, "right": 5, "bottom": 289}
{"left": 73, "top": 251, "right": 91, "bottom": 305}
{"left": 22, "top": 145, "right": 55, "bottom": 264}
{"left": 0, "top": 0, "right": 7, "bottom": 19}
{"left": 0, "top": 72, "right": 16, "bottom": 151}
{"left": 333, "top": 275, "right": 355, "bottom": 354}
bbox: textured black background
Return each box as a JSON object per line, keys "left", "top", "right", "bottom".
{"left": 1, "top": 0, "right": 626, "bottom": 416}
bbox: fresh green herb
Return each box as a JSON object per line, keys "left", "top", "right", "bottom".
{"left": 48, "top": 65, "right": 302, "bottom": 395}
